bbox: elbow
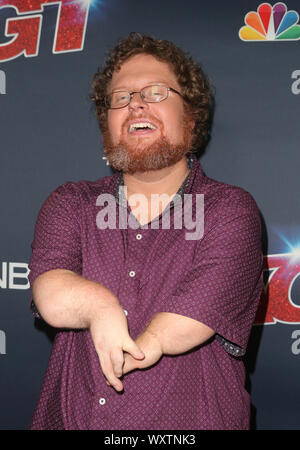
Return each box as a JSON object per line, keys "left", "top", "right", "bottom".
{"left": 32, "top": 271, "right": 66, "bottom": 328}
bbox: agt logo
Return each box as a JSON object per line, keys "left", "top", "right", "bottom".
{"left": 239, "top": 2, "right": 300, "bottom": 41}
{"left": 0, "top": 0, "right": 91, "bottom": 63}
{"left": 255, "top": 251, "right": 300, "bottom": 325}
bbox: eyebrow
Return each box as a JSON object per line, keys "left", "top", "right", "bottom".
{"left": 110, "top": 82, "right": 170, "bottom": 92}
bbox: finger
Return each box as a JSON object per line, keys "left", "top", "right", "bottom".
{"left": 110, "top": 347, "right": 125, "bottom": 378}
{"left": 122, "top": 354, "right": 135, "bottom": 375}
{"left": 123, "top": 338, "right": 145, "bottom": 360}
{"left": 98, "top": 353, "right": 123, "bottom": 392}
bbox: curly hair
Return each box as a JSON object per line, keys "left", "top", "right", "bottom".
{"left": 90, "top": 32, "right": 213, "bottom": 153}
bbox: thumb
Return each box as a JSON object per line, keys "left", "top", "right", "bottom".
{"left": 124, "top": 338, "right": 145, "bottom": 360}
{"left": 122, "top": 354, "right": 134, "bottom": 375}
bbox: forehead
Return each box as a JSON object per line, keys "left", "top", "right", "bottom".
{"left": 110, "top": 54, "right": 179, "bottom": 90}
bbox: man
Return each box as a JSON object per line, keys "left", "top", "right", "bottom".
{"left": 29, "top": 32, "right": 263, "bottom": 430}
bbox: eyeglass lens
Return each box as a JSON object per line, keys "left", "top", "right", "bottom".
{"left": 109, "top": 85, "right": 168, "bottom": 108}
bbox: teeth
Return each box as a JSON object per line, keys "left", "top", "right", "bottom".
{"left": 129, "top": 122, "right": 156, "bottom": 132}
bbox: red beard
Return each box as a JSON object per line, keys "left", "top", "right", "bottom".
{"left": 102, "top": 112, "right": 194, "bottom": 174}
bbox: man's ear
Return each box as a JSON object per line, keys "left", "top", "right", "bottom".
{"left": 189, "top": 119, "right": 195, "bottom": 131}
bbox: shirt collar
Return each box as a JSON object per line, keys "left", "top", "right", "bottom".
{"left": 113, "top": 153, "right": 196, "bottom": 209}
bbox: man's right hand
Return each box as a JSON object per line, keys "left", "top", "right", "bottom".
{"left": 88, "top": 301, "right": 145, "bottom": 391}
{"left": 32, "top": 269, "right": 144, "bottom": 392}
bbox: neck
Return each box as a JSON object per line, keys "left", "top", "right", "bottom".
{"left": 123, "top": 156, "right": 190, "bottom": 200}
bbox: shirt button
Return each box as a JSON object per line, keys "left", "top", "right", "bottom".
{"left": 129, "top": 270, "right": 136, "bottom": 277}
{"left": 136, "top": 233, "right": 142, "bottom": 240}
{"left": 99, "top": 398, "right": 106, "bottom": 405}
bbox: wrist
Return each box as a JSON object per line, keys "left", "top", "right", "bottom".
{"left": 144, "top": 321, "right": 164, "bottom": 354}
{"left": 80, "top": 281, "right": 120, "bottom": 328}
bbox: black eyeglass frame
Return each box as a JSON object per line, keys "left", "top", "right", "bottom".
{"left": 105, "top": 85, "right": 183, "bottom": 109}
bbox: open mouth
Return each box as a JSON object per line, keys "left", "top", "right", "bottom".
{"left": 128, "top": 122, "right": 157, "bottom": 134}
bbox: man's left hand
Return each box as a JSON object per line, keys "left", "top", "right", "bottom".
{"left": 106, "top": 312, "right": 215, "bottom": 390}
{"left": 122, "top": 329, "right": 163, "bottom": 375}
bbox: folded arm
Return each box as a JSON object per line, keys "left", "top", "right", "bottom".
{"left": 33, "top": 269, "right": 144, "bottom": 392}
{"left": 121, "top": 193, "right": 263, "bottom": 380}
{"left": 122, "top": 312, "right": 215, "bottom": 376}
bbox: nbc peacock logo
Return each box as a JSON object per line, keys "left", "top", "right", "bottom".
{"left": 239, "top": 2, "right": 300, "bottom": 41}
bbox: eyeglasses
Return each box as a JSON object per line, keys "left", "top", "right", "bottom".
{"left": 105, "top": 84, "right": 182, "bottom": 109}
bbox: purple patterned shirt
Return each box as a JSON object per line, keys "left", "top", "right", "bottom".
{"left": 28, "top": 154, "right": 263, "bottom": 430}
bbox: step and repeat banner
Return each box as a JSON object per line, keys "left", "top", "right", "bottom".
{"left": 0, "top": 0, "right": 299, "bottom": 430}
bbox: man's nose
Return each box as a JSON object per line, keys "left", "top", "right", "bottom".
{"left": 128, "top": 92, "right": 149, "bottom": 110}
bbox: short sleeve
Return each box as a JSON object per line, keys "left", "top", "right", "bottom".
{"left": 28, "top": 183, "right": 82, "bottom": 317}
{"left": 162, "top": 189, "right": 263, "bottom": 356}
